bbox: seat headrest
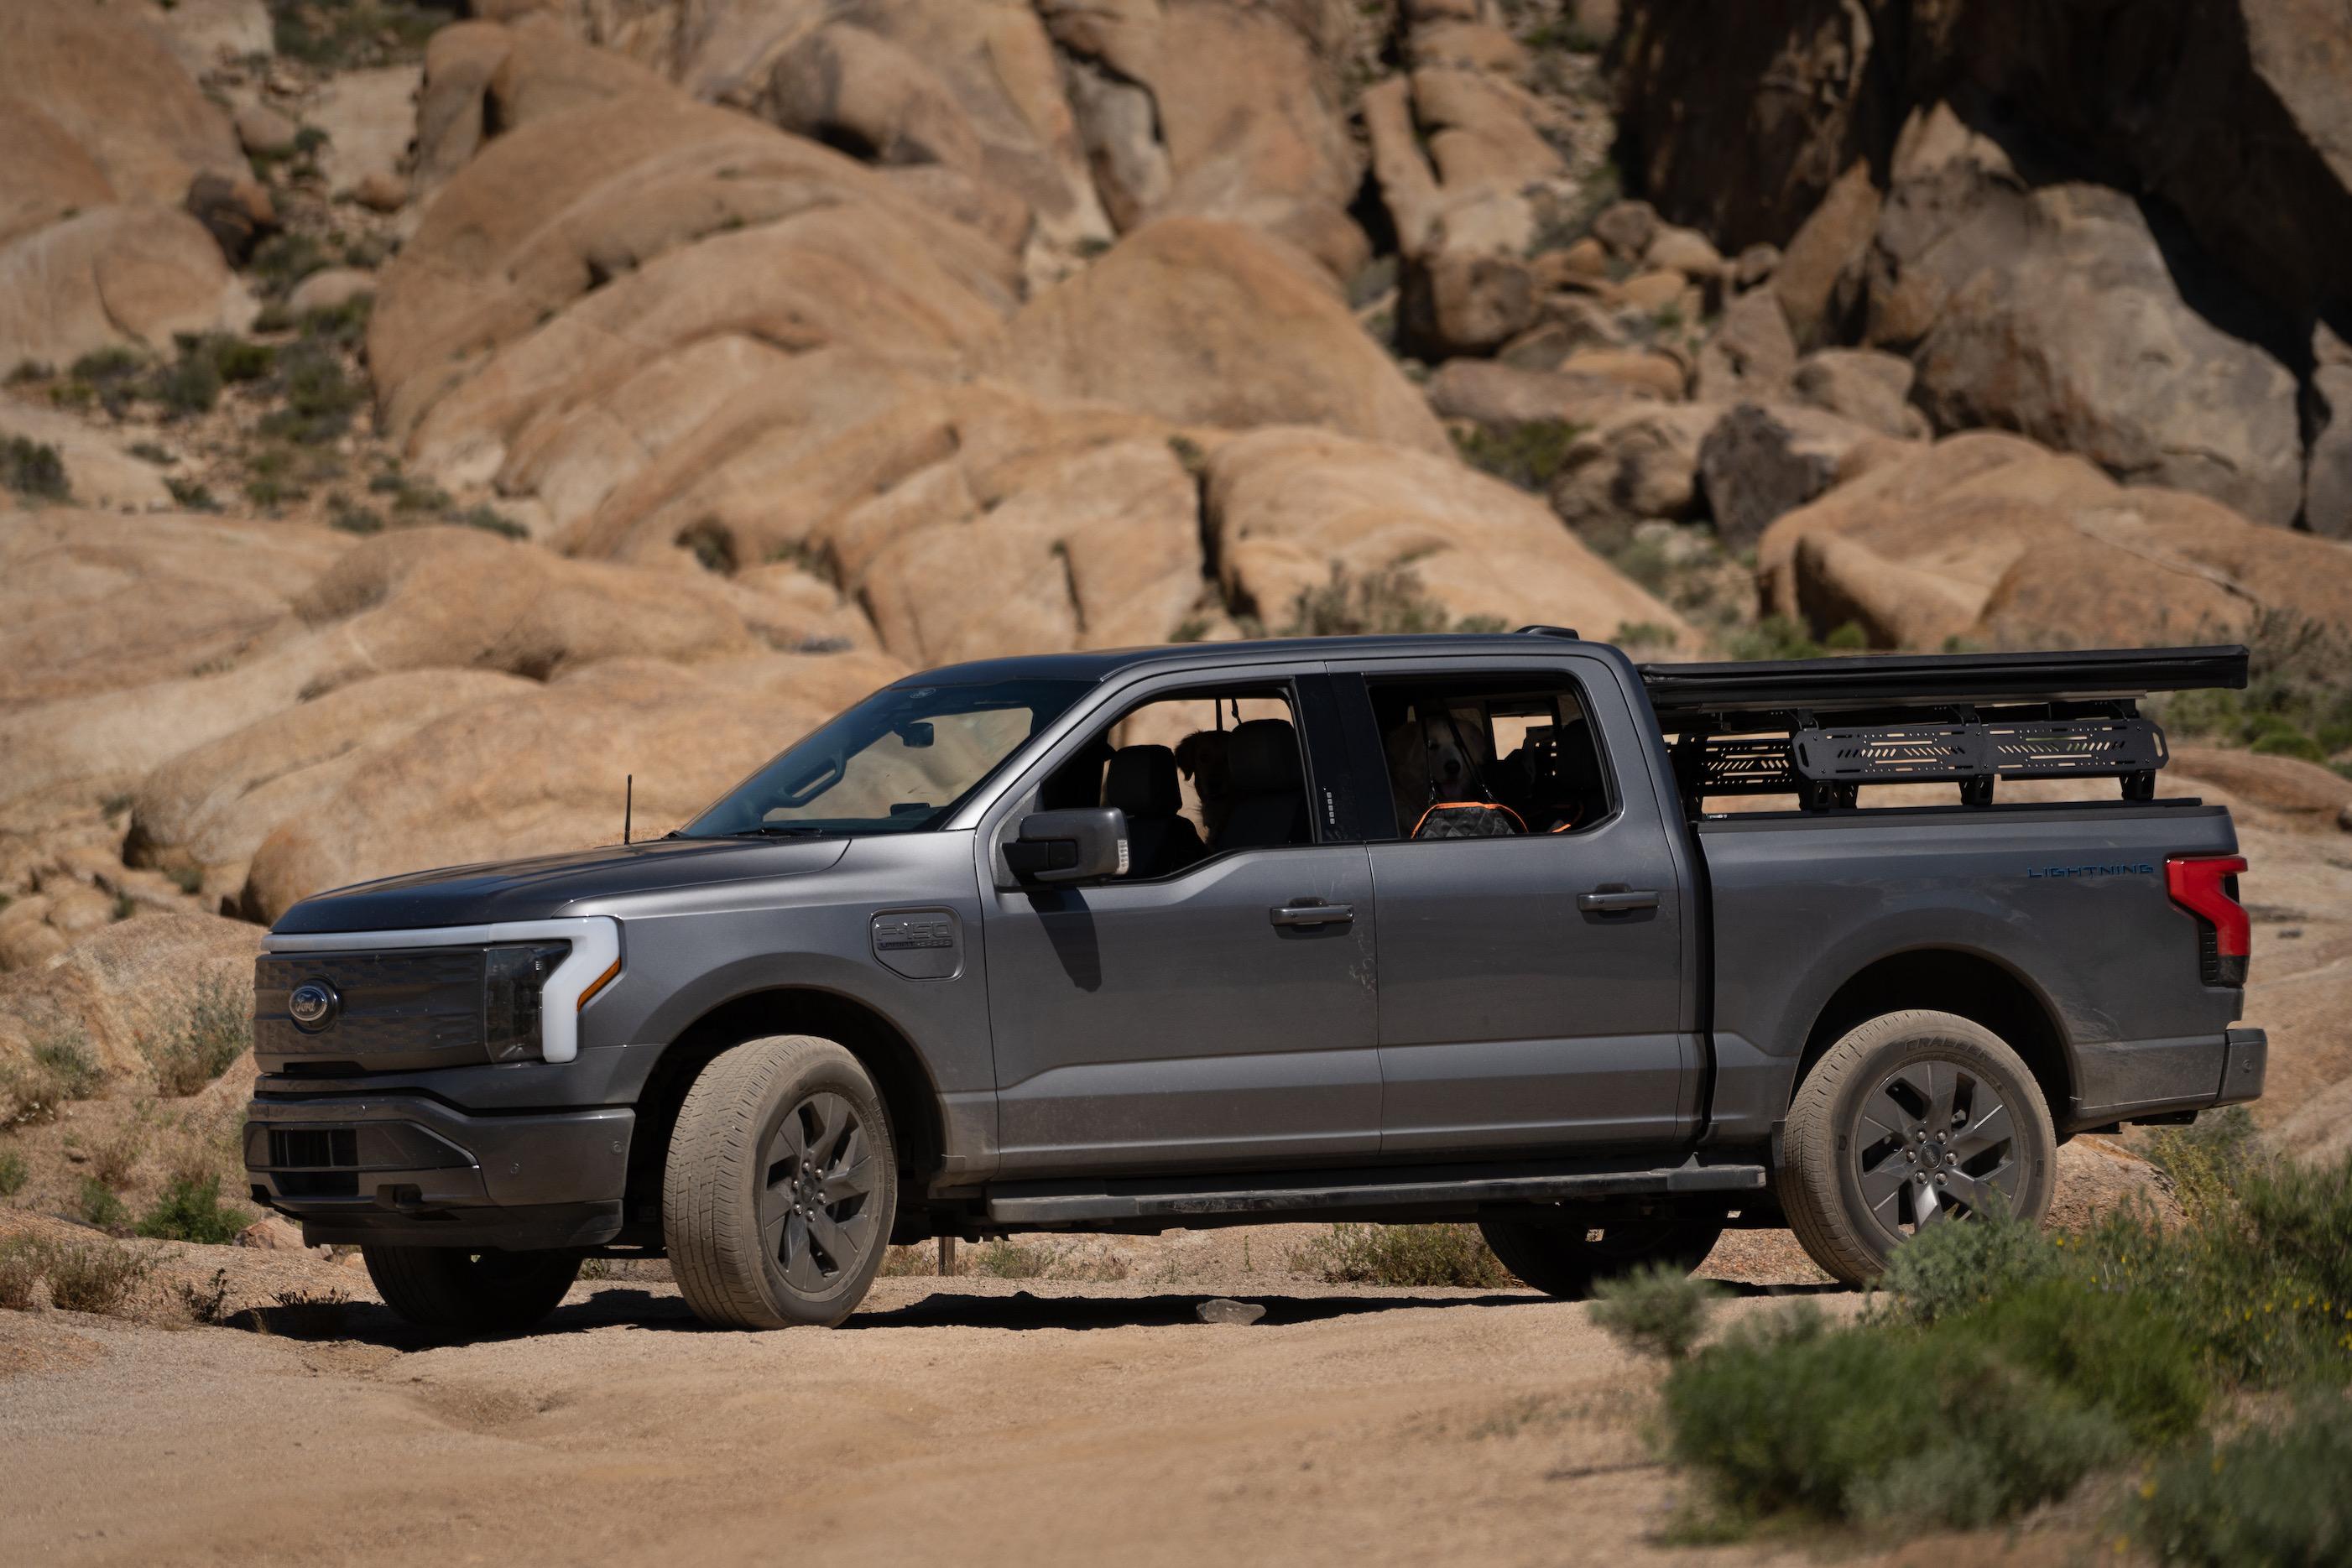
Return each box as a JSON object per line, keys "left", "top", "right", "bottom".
{"left": 1103, "top": 744, "right": 1183, "bottom": 817}
{"left": 1228, "top": 718, "right": 1302, "bottom": 795}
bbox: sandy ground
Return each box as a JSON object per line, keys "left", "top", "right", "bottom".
{"left": 0, "top": 1212, "right": 2147, "bottom": 1568}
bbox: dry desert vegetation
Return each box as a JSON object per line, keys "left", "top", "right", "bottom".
{"left": 3, "top": 0, "right": 2352, "bottom": 1562}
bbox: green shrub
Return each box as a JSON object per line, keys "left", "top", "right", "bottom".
{"left": 270, "top": 0, "right": 441, "bottom": 69}
{"left": 971, "top": 1240, "right": 1056, "bottom": 1279}
{"left": 148, "top": 346, "right": 222, "bottom": 416}
{"left": 79, "top": 1176, "right": 130, "bottom": 1232}
{"left": 165, "top": 477, "right": 221, "bottom": 512}
{"left": 135, "top": 1174, "right": 251, "bottom": 1244}
{"left": 1590, "top": 1260, "right": 1723, "bottom": 1362}
{"left": 258, "top": 341, "right": 362, "bottom": 444}
{"left": 1280, "top": 563, "right": 1504, "bottom": 637}
{"left": 1289, "top": 1223, "right": 1513, "bottom": 1288}
{"left": 2132, "top": 1393, "right": 2352, "bottom": 1566}
{"left": 0, "top": 1237, "right": 41, "bottom": 1309}
{"left": 3, "top": 436, "right": 70, "bottom": 501}
{"left": 1724, "top": 614, "right": 1824, "bottom": 661}
{"left": 456, "top": 503, "right": 526, "bottom": 539}
{"left": 1875, "top": 1201, "right": 2058, "bottom": 1325}
{"left": 1661, "top": 1304, "right": 2127, "bottom": 1532}
{"left": 2146, "top": 1105, "right": 2263, "bottom": 1219}
{"left": 143, "top": 975, "right": 250, "bottom": 1097}
{"left": 0, "top": 1147, "right": 26, "bottom": 1197}
{"left": 4, "top": 1028, "right": 104, "bottom": 1124}
{"left": 2161, "top": 611, "right": 2352, "bottom": 763}
{"left": 248, "top": 231, "right": 330, "bottom": 301}
{"left": 39, "top": 1237, "right": 150, "bottom": 1314}
{"left": 1949, "top": 1277, "right": 2209, "bottom": 1446}
{"left": 1450, "top": 419, "right": 1585, "bottom": 490}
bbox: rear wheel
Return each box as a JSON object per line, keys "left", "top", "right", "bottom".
{"left": 663, "top": 1034, "right": 897, "bottom": 1330}
{"left": 1777, "top": 1008, "right": 2057, "bottom": 1285}
{"left": 361, "top": 1245, "right": 581, "bottom": 1338}
{"left": 1478, "top": 1210, "right": 1725, "bottom": 1299}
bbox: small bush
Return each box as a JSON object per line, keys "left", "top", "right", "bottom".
{"left": 1611, "top": 620, "right": 1679, "bottom": 649}
{"left": 0, "top": 1237, "right": 43, "bottom": 1309}
{"left": 1590, "top": 1260, "right": 1724, "bottom": 1362}
{"left": 128, "top": 440, "right": 175, "bottom": 465}
{"left": 300, "top": 293, "right": 373, "bottom": 349}
{"left": 1280, "top": 563, "right": 1505, "bottom": 638}
{"left": 3, "top": 436, "right": 70, "bottom": 501}
{"left": 1290, "top": 1223, "right": 1513, "bottom": 1288}
{"left": 143, "top": 975, "right": 250, "bottom": 1097}
{"left": 263, "top": 1286, "right": 352, "bottom": 1337}
{"left": 971, "top": 1240, "right": 1056, "bottom": 1279}
{"left": 0, "top": 1147, "right": 26, "bottom": 1197}
{"left": 40, "top": 1237, "right": 151, "bottom": 1315}
{"left": 1662, "top": 1304, "right": 2127, "bottom": 1532}
{"left": 90, "top": 1120, "right": 148, "bottom": 1190}
{"left": 1875, "top": 1201, "right": 2058, "bottom": 1326}
{"left": 2161, "top": 610, "right": 2352, "bottom": 764}
{"left": 456, "top": 503, "right": 526, "bottom": 539}
{"left": 1950, "top": 1277, "right": 2209, "bottom": 1446}
{"left": 175, "top": 1267, "right": 232, "bottom": 1326}
{"left": 1451, "top": 419, "right": 1585, "bottom": 490}
{"left": 1724, "top": 614, "right": 1823, "bottom": 661}
{"left": 2131, "top": 1392, "right": 2352, "bottom": 1566}
{"left": 79, "top": 1176, "right": 130, "bottom": 1232}
{"left": 147, "top": 346, "right": 221, "bottom": 416}
{"left": 135, "top": 1174, "right": 251, "bottom": 1244}
{"left": 165, "top": 477, "right": 221, "bottom": 512}
{"left": 4, "top": 1028, "right": 105, "bottom": 1125}
{"left": 2146, "top": 1105, "right": 2263, "bottom": 1219}
{"left": 258, "top": 341, "right": 363, "bottom": 444}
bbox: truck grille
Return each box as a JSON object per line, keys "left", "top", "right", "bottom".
{"left": 253, "top": 947, "right": 489, "bottom": 1071}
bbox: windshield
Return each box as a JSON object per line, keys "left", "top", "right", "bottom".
{"left": 680, "top": 678, "right": 1092, "bottom": 839}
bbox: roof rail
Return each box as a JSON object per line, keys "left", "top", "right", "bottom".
{"left": 1515, "top": 624, "right": 1580, "bottom": 639}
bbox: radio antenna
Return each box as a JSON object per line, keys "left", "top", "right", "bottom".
{"left": 623, "top": 774, "right": 633, "bottom": 846}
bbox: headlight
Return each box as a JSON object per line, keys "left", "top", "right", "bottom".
{"left": 483, "top": 941, "right": 571, "bottom": 1062}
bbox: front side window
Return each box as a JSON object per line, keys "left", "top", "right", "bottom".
{"left": 1365, "top": 675, "right": 1610, "bottom": 840}
{"left": 1035, "top": 685, "right": 1312, "bottom": 878}
{"left": 682, "top": 679, "right": 1092, "bottom": 838}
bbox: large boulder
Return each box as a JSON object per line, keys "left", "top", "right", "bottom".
{"left": 0, "top": 0, "right": 255, "bottom": 366}
{"left": 0, "top": 525, "right": 872, "bottom": 810}
{"left": 985, "top": 218, "right": 1450, "bottom": 455}
{"left": 373, "top": 23, "right": 1018, "bottom": 461}
{"left": 1614, "top": 0, "right": 2352, "bottom": 328}
{"left": 1869, "top": 115, "right": 2305, "bottom": 529}
{"left": 0, "top": 913, "right": 262, "bottom": 1092}
{"left": 1205, "top": 426, "right": 1694, "bottom": 644}
{"left": 1040, "top": 0, "right": 1368, "bottom": 278}
{"left": 1696, "top": 402, "right": 1888, "bottom": 550}
{"left": 1756, "top": 432, "right": 2352, "bottom": 649}
{"left": 0, "top": 509, "right": 345, "bottom": 714}
{"left": 1546, "top": 404, "right": 1724, "bottom": 533}
{"left": 237, "top": 652, "right": 903, "bottom": 921}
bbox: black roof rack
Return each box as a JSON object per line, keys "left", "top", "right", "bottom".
{"left": 1640, "top": 644, "right": 2245, "bottom": 723}
{"left": 1516, "top": 624, "right": 1580, "bottom": 639}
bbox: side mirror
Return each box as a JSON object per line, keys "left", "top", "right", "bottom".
{"left": 1004, "top": 807, "right": 1129, "bottom": 885}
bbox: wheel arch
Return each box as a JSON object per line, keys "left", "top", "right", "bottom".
{"left": 623, "top": 986, "right": 947, "bottom": 1239}
{"left": 1792, "top": 947, "right": 2073, "bottom": 1125}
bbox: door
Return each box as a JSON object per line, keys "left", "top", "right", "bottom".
{"left": 1331, "top": 658, "right": 1698, "bottom": 1154}
{"left": 979, "top": 670, "right": 1381, "bottom": 1176}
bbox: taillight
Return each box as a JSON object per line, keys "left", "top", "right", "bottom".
{"left": 2166, "top": 855, "right": 2249, "bottom": 987}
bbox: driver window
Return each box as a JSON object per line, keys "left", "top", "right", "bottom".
{"left": 1038, "top": 685, "right": 1310, "bottom": 878}
{"left": 1366, "top": 675, "right": 1610, "bottom": 840}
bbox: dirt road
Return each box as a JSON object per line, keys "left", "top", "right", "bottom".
{"left": 0, "top": 1224, "right": 1875, "bottom": 1568}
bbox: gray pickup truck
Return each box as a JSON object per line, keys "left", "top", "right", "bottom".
{"left": 244, "top": 632, "right": 2266, "bottom": 1335}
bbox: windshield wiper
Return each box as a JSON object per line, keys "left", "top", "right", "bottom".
{"left": 723, "top": 824, "right": 824, "bottom": 838}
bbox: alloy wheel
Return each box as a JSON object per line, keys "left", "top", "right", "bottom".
{"left": 1852, "top": 1058, "right": 2023, "bottom": 1234}
{"left": 759, "top": 1091, "right": 882, "bottom": 1292}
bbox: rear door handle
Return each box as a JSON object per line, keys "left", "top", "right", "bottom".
{"left": 1578, "top": 888, "right": 1661, "bottom": 913}
{"left": 1270, "top": 901, "right": 1354, "bottom": 928}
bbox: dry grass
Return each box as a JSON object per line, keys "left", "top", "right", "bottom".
{"left": 1288, "top": 1223, "right": 1515, "bottom": 1289}
{"left": 142, "top": 976, "right": 250, "bottom": 1097}
{"left": 34, "top": 1236, "right": 152, "bottom": 1315}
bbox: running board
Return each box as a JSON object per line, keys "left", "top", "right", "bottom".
{"left": 983, "top": 1154, "right": 1766, "bottom": 1227}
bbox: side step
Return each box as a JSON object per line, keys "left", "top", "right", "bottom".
{"left": 984, "top": 1154, "right": 1765, "bottom": 1228}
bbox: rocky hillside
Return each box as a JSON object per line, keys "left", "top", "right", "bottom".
{"left": 3, "top": 0, "right": 2351, "bottom": 1190}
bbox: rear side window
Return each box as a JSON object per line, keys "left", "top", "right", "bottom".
{"left": 1362, "top": 674, "right": 1612, "bottom": 841}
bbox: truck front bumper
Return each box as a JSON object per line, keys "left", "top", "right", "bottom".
{"left": 2068, "top": 1025, "right": 2267, "bottom": 1130}
{"left": 244, "top": 1093, "right": 633, "bottom": 1249}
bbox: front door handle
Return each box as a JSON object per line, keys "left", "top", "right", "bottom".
{"left": 1270, "top": 900, "right": 1354, "bottom": 928}
{"left": 1578, "top": 888, "right": 1661, "bottom": 913}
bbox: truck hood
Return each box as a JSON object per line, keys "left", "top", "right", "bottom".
{"left": 269, "top": 836, "right": 851, "bottom": 935}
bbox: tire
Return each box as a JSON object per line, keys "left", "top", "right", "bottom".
{"left": 362, "top": 1245, "right": 581, "bottom": 1338}
{"left": 662, "top": 1034, "right": 897, "bottom": 1330}
{"left": 1478, "top": 1209, "right": 1725, "bottom": 1300}
{"left": 1777, "top": 1008, "right": 2057, "bottom": 1286}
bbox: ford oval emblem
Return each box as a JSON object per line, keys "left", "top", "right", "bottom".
{"left": 288, "top": 981, "right": 338, "bottom": 1031}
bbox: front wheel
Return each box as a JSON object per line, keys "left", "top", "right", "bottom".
{"left": 663, "top": 1034, "right": 897, "bottom": 1329}
{"left": 1776, "top": 1008, "right": 2057, "bottom": 1285}
{"left": 361, "top": 1245, "right": 581, "bottom": 1338}
{"left": 1478, "top": 1210, "right": 1725, "bottom": 1299}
